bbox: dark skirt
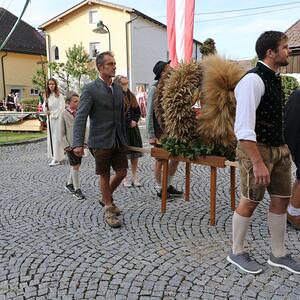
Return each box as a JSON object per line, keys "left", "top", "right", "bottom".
{"left": 126, "top": 126, "right": 143, "bottom": 159}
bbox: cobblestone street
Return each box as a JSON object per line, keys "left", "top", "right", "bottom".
{"left": 1, "top": 140, "right": 300, "bottom": 299}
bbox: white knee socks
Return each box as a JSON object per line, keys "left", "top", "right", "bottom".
{"left": 67, "top": 170, "right": 73, "bottom": 185}
{"left": 268, "top": 212, "right": 287, "bottom": 257}
{"left": 72, "top": 169, "right": 80, "bottom": 191}
{"left": 232, "top": 212, "right": 251, "bottom": 255}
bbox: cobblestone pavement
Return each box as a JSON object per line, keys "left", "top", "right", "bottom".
{"left": 1, "top": 140, "right": 300, "bottom": 300}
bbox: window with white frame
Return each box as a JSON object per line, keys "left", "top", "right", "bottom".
{"left": 30, "top": 88, "right": 39, "bottom": 96}
{"left": 89, "top": 42, "right": 100, "bottom": 58}
{"left": 89, "top": 10, "right": 99, "bottom": 24}
{"left": 51, "top": 45, "right": 60, "bottom": 61}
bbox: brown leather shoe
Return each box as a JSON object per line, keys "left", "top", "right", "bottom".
{"left": 111, "top": 203, "right": 121, "bottom": 216}
{"left": 105, "top": 206, "right": 122, "bottom": 228}
{"left": 287, "top": 213, "right": 300, "bottom": 230}
{"left": 100, "top": 201, "right": 121, "bottom": 216}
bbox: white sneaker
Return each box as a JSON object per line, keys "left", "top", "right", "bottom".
{"left": 49, "top": 159, "right": 60, "bottom": 167}
{"left": 123, "top": 180, "right": 132, "bottom": 187}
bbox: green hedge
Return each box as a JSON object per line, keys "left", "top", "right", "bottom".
{"left": 21, "top": 98, "right": 39, "bottom": 112}
{"left": 282, "top": 75, "right": 300, "bottom": 103}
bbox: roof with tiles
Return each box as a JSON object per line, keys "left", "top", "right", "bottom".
{"left": 285, "top": 19, "right": 300, "bottom": 49}
{"left": 0, "top": 7, "right": 46, "bottom": 55}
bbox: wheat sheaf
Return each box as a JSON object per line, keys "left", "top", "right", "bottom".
{"left": 161, "top": 60, "right": 203, "bottom": 142}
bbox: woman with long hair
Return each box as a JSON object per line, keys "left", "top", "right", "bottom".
{"left": 114, "top": 75, "right": 143, "bottom": 187}
{"left": 44, "top": 78, "right": 65, "bottom": 166}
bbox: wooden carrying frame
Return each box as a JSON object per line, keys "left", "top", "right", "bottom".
{"left": 129, "top": 146, "right": 237, "bottom": 226}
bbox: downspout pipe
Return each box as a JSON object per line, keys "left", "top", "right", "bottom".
{"left": 42, "top": 31, "right": 52, "bottom": 78}
{"left": 1, "top": 50, "right": 8, "bottom": 98}
{"left": 125, "top": 14, "right": 138, "bottom": 89}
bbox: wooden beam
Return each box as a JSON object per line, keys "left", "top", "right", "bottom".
{"left": 185, "top": 162, "right": 191, "bottom": 202}
{"left": 151, "top": 147, "right": 226, "bottom": 168}
{"left": 225, "top": 160, "right": 238, "bottom": 168}
{"left": 161, "top": 159, "right": 169, "bottom": 213}
{"left": 210, "top": 166, "right": 217, "bottom": 226}
{"left": 127, "top": 146, "right": 151, "bottom": 154}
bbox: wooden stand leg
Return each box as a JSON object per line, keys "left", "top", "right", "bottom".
{"left": 230, "top": 166, "right": 236, "bottom": 211}
{"left": 185, "top": 162, "right": 191, "bottom": 201}
{"left": 210, "top": 166, "right": 217, "bottom": 226}
{"left": 161, "top": 159, "right": 169, "bottom": 213}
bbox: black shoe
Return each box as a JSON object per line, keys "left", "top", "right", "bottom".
{"left": 167, "top": 185, "right": 183, "bottom": 197}
{"left": 65, "top": 183, "right": 75, "bottom": 194}
{"left": 73, "top": 189, "right": 85, "bottom": 200}
{"left": 157, "top": 190, "right": 178, "bottom": 202}
{"left": 157, "top": 190, "right": 171, "bottom": 198}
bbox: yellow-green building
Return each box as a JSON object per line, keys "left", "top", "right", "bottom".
{"left": 0, "top": 7, "right": 47, "bottom": 100}
{"left": 39, "top": 0, "right": 202, "bottom": 91}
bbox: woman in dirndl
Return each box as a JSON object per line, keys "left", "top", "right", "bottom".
{"left": 114, "top": 75, "right": 143, "bottom": 187}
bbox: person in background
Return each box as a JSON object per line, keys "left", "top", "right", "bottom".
{"left": 6, "top": 92, "right": 15, "bottom": 111}
{"left": 38, "top": 91, "right": 44, "bottom": 105}
{"left": 0, "top": 98, "right": 6, "bottom": 111}
{"left": 59, "top": 91, "right": 88, "bottom": 200}
{"left": 136, "top": 85, "right": 147, "bottom": 119}
{"left": 44, "top": 78, "right": 65, "bottom": 166}
{"left": 146, "top": 60, "right": 183, "bottom": 199}
{"left": 14, "top": 92, "right": 22, "bottom": 112}
{"left": 114, "top": 75, "right": 143, "bottom": 187}
{"left": 14, "top": 92, "right": 20, "bottom": 107}
{"left": 284, "top": 89, "right": 300, "bottom": 230}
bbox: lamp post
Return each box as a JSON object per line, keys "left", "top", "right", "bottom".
{"left": 93, "top": 20, "right": 111, "bottom": 51}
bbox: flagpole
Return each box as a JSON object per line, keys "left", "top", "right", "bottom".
{"left": 45, "top": 99, "right": 54, "bottom": 158}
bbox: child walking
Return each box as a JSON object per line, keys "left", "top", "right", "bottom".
{"left": 59, "top": 91, "right": 87, "bottom": 200}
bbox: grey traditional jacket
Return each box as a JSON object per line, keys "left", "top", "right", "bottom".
{"left": 59, "top": 108, "right": 88, "bottom": 150}
{"left": 73, "top": 78, "right": 127, "bottom": 148}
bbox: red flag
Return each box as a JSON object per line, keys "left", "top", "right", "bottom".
{"left": 167, "top": 0, "right": 195, "bottom": 67}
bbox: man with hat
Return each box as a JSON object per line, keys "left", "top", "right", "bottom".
{"left": 146, "top": 60, "right": 183, "bottom": 199}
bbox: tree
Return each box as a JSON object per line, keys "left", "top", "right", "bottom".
{"left": 46, "top": 44, "right": 97, "bottom": 93}
{"left": 200, "top": 38, "right": 217, "bottom": 56}
{"left": 32, "top": 68, "right": 48, "bottom": 93}
{"left": 251, "top": 56, "right": 258, "bottom": 67}
{"left": 282, "top": 75, "right": 300, "bottom": 103}
{"left": 65, "top": 43, "right": 96, "bottom": 90}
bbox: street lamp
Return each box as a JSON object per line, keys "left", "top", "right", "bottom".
{"left": 93, "top": 20, "right": 111, "bottom": 51}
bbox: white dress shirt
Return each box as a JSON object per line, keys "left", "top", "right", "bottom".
{"left": 234, "top": 61, "right": 277, "bottom": 142}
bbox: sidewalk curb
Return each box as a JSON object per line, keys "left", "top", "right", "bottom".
{"left": 0, "top": 137, "right": 47, "bottom": 147}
